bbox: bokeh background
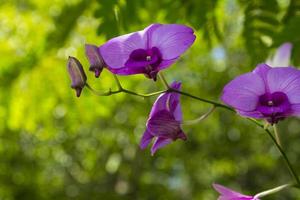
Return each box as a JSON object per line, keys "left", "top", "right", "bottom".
{"left": 1, "top": 0, "right": 300, "bottom": 199}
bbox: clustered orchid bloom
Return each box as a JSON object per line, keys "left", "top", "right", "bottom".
{"left": 99, "top": 23, "right": 196, "bottom": 80}
{"left": 67, "top": 22, "right": 300, "bottom": 199}
{"left": 221, "top": 63, "right": 300, "bottom": 124}
{"left": 140, "top": 81, "right": 186, "bottom": 155}
{"left": 213, "top": 184, "right": 259, "bottom": 200}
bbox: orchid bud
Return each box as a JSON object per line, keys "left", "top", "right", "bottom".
{"left": 85, "top": 44, "right": 106, "bottom": 78}
{"left": 67, "top": 56, "right": 87, "bottom": 97}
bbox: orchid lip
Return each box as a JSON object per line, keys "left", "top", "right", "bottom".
{"left": 257, "top": 91, "right": 291, "bottom": 124}
{"left": 125, "top": 47, "right": 162, "bottom": 80}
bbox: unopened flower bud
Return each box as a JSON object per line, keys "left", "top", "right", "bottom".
{"left": 67, "top": 56, "right": 87, "bottom": 97}
{"left": 85, "top": 44, "right": 106, "bottom": 78}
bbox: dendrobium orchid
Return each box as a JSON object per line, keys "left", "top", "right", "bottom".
{"left": 221, "top": 63, "right": 300, "bottom": 124}
{"left": 99, "top": 23, "right": 196, "bottom": 80}
{"left": 266, "top": 42, "right": 293, "bottom": 67}
{"left": 213, "top": 184, "right": 259, "bottom": 200}
{"left": 140, "top": 81, "right": 187, "bottom": 155}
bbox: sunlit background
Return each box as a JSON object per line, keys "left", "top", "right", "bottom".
{"left": 1, "top": 0, "right": 300, "bottom": 199}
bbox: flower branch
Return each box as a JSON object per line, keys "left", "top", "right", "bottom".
{"left": 85, "top": 83, "right": 166, "bottom": 98}
{"left": 87, "top": 81, "right": 300, "bottom": 186}
{"left": 273, "top": 124, "right": 282, "bottom": 148}
{"left": 67, "top": 22, "right": 300, "bottom": 197}
{"left": 182, "top": 106, "right": 216, "bottom": 125}
{"left": 265, "top": 127, "right": 300, "bottom": 186}
{"left": 254, "top": 183, "right": 295, "bottom": 199}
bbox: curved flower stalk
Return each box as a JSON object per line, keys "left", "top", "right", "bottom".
{"left": 221, "top": 63, "right": 300, "bottom": 124}
{"left": 266, "top": 43, "right": 293, "bottom": 67}
{"left": 99, "top": 23, "right": 196, "bottom": 81}
{"left": 213, "top": 183, "right": 294, "bottom": 200}
{"left": 213, "top": 184, "right": 259, "bottom": 200}
{"left": 140, "top": 81, "right": 187, "bottom": 155}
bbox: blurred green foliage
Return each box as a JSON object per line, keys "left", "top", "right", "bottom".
{"left": 1, "top": 0, "right": 300, "bottom": 199}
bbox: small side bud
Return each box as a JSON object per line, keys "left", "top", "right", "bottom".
{"left": 67, "top": 56, "right": 87, "bottom": 97}
{"left": 85, "top": 44, "right": 106, "bottom": 78}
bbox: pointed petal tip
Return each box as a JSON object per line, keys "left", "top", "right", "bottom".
{"left": 212, "top": 183, "right": 222, "bottom": 191}
{"left": 280, "top": 42, "right": 293, "bottom": 49}
{"left": 140, "top": 130, "right": 154, "bottom": 150}
{"left": 178, "top": 131, "right": 187, "bottom": 140}
{"left": 170, "top": 81, "right": 182, "bottom": 90}
{"left": 150, "top": 150, "right": 155, "bottom": 156}
{"left": 139, "top": 142, "right": 149, "bottom": 150}
{"left": 75, "top": 88, "right": 82, "bottom": 97}
{"left": 95, "top": 72, "right": 100, "bottom": 78}
{"left": 268, "top": 42, "right": 293, "bottom": 67}
{"left": 150, "top": 145, "right": 158, "bottom": 156}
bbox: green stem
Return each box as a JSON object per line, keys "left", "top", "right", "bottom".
{"left": 170, "top": 88, "right": 234, "bottom": 111}
{"left": 86, "top": 83, "right": 300, "bottom": 185}
{"left": 246, "top": 119, "right": 300, "bottom": 185}
{"left": 182, "top": 106, "right": 216, "bottom": 125}
{"left": 273, "top": 124, "right": 282, "bottom": 148}
{"left": 86, "top": 83, "right": 165, "bottom": 98}
{"left": 85, "top": 83, "right": 121, "bottom": 96}
{"left": 122, "top": 89, "right": 165, "bottom": 98}
{"left": 265, "top": 127, "right": 300, "bottom": 185}
{"left": 158, "top": 72, "right": 170, "bottom": 89}
{"left": 254, "top": 183, "right": 294, "bottom": 198}
{"left": 113, "top": 74, "right": 123, "bottom": 90}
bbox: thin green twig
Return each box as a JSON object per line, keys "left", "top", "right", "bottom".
{"left": 265, "top": 128, "right": 300, "bottom": 185}
{"left": 113, "top": 74, "right": 123, "bottom": 90}
{"left": 254, "top": 183, "right": 294, "bottom": 198}
{"left": 170, "top": 88, "right": 234, "bottom": 111}
{"left": 158, "top": 72, "right": 170, "bottom": 89}
{"left": 86, "top": 82, "right": 299, "bottom": 186}
{"left": 273, "top": 124, "right": 282, "bottom": 148}
{"left": 182, "top": 106, "right": 216, "bottom": 125}
{"left": 85, "top": 83, "right": 121, "bottom": 96}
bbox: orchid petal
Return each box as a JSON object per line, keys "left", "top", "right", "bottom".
{"left": 100, "top": 31, "right": 147, "bottom": 69}
{"left": 253, "top": 63, "right": 271, "bottom": 86}
{"left": 267, "top": 43, "right": 293, "bottom": 67}
{"left": 267, "top": 67, "right": 300, "bottom": 104}
{"left": 151, "top": 137, "right": 172, "bottom": 155}
{"left": 221, "top": 73, "right": 265, "bottom": 111}
{"left": 168, "top": 82, "right": 182, "bottom": 121}
{"left": 150, "top": 24, "right": 196, "bottom": 60}
{"left": 140, "top": 130, "right": 154, "bottom": 149}
{"left": 147, "top": 110, "right": 181, "bottom": 138}
{"left": 213, "top": 184, "right": 256, "bottom": 200}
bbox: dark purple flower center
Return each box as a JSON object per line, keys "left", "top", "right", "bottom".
{"left": 125, "top": 47, "right": 162, "bottom": 81}
{"left": 257, "top": 92, "right": 291, "bottom": 124}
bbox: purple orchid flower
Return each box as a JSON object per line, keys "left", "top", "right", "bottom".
{"left": 221, "top": 63, "right": 300, "bottom": 124}
{"left": 266, "top": 42, "right": 293, "bottom": 67}
{"left": 99, "top": 23, "right": 196, "bottom": 81}
{"left": 213, "top": 184, "right": 259, "bottom": 200}
{"left": 140, "top": 81, "right": 187, "bottom": 155}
